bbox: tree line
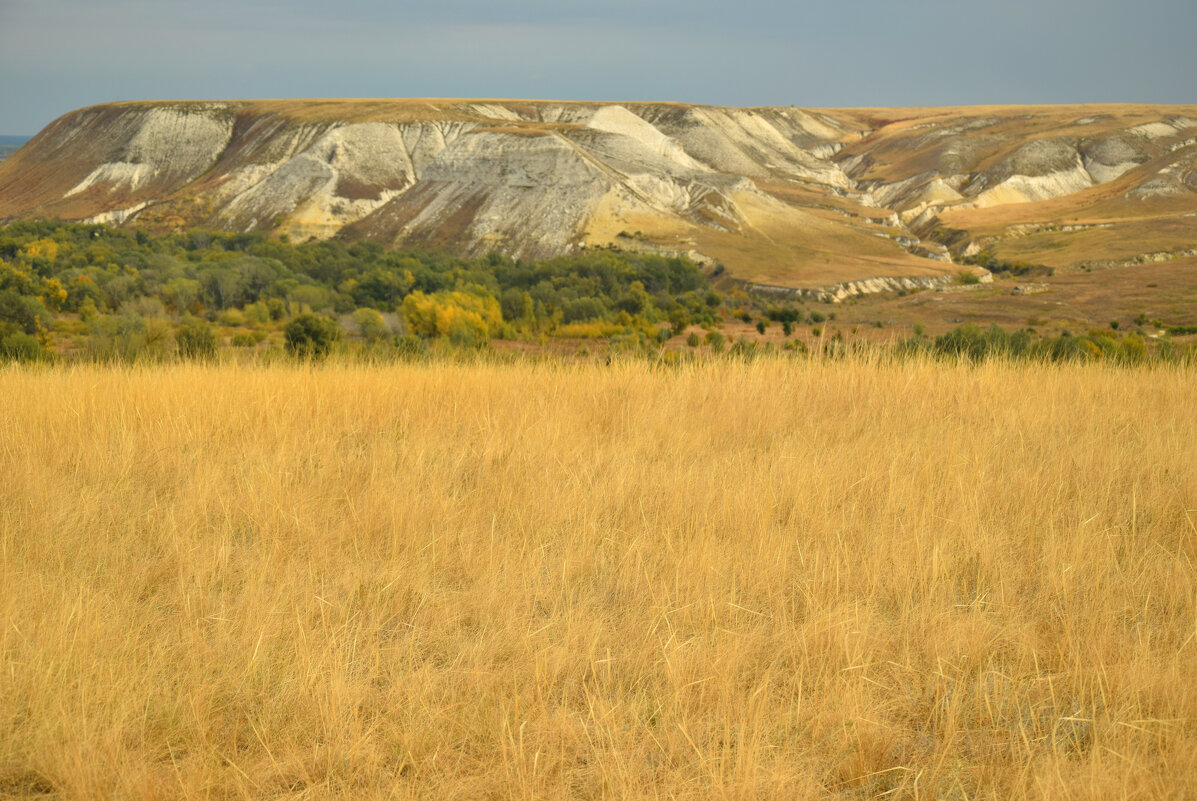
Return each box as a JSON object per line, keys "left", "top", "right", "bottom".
{"left": 0, "top": 221, "right": 722, "bottom": 360}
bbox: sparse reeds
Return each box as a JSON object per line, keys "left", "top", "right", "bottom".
{"left": 1, "top": 356, "right": 1194, "bottom": 799}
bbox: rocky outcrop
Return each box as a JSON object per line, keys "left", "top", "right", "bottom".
{"left": 749, "top": 272, "right": 967, "bottom": 303}
{"left": 841, "top": 111, "right": 1197, "bottom": 214}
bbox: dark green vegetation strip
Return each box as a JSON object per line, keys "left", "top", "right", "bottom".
{"left": 0, "top": 221, "right": 1189, "bottom": 364}
{"left": 0, "top": 221, "right": 720, "bottom": 360}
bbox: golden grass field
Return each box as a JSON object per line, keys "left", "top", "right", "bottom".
{"left": 1, "top": 357, "right": 1195, "bottom": 800}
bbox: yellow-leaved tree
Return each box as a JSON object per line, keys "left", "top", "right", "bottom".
{"left": 21, "top": 238, "right": 61, "bottom": 263}
{"left": 39, "top": 278, "right": 68, "bottom": 311}
{"left": 401, "top": 290, "right": 502, "bottom": 347}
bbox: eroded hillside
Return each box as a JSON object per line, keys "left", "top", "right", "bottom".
{"left": 1, "top": 100, "right": 1194, "bottom": 291}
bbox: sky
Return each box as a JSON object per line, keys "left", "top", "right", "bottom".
{"left": 0, "top": 0, "right": 1193, "bottom": 134}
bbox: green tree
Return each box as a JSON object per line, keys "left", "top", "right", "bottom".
{"left": 284, "top": 313, "right": 340, "bottom": 358}
{"left": 163, "top": 278, "right": 201, "bottom": 314}
{"left": 0, "top": 290, "right": 50, "bottom": 335}
{"left": 352, "top": 308, "right": 388, "bottom": 341}
{"left": 669, "top": 307, "right": 689, "bottom": 337}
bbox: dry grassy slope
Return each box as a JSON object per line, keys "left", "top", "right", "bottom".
{"left": 0, "top": 100, "right": 1194, "bottom": 289}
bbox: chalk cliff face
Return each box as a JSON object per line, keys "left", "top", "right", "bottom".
{"left": 1, "top": 99, "right": 1195, "bottom": 289}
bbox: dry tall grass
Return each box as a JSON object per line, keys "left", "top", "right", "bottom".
{"left": 1, "top": 357, "right": 1194, "bottom": 800}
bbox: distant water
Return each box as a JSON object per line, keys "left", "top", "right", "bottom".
{"left": 0, "top": 136, "right": 29, "bottom": 161}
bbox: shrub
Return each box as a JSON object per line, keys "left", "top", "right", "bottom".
{"left": 937, "top": 324, "right": 996, "bottom": 358}
{"left": 109, "top": 312, "right": 150, "bottom": 362}
{"left": 289, "top": 285, "right": 332, "bottom": 313}
{"left": 0, "top": 331, "right": 45, "bottom": 362}
{"left": 562, "top": 297, "right": 607, "bottom": 323}
{"left": 686, "top": 332, "right": 701, "bottom": 348}
{"left": 613, "top": 282, "right": 648, "bottom": 315}
{"left": 755, "top": 321, "right": 766, "bottom": 335}
{"left": 218, "top": 308, "right": 246, "bottom": 327}
{"left": 730, "top": 337, "right": 758, "bottom": 360}
{"left": 352, "top": 307, "right": 388, "bottom": 341}
{"left": 607, "top": 331, "right": 642, "bottom": 355}
{"left": 284, "top": 313, "right": 340, "bottom": 359}
{"left": 669, "top": 308, "right": 689, "bottom": 337}
{"left": 393, "top": 334, "right": 428, "bottom": 360}
{"left": 176, "top": 316, "right": 217, "bottom": 359}
{"left": 243, "top": 301, "right": 272, "bottom": 325}
{"left": 555, "top": 321, "right": 627, "bottom": 339}
{"left": 1118, "top": 334, "right": 1147, "bottom": 364}
{"left": 141, "top": 317, "right": 174, "bottom": 360}
{"left": 705, "top": 330, "right": 725, "bottom": 353}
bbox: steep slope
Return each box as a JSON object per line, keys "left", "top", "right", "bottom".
{"left": 1, "top": 99, "right": 1194, "bottom": 291}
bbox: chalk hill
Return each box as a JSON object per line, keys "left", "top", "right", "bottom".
{"left": 1, "top": 100, "right": 1194, "bottom": 291}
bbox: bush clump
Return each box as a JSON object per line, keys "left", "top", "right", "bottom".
{"left": 0, "top": 331, "right": 46, "bottom": 362}
{"left": 903, "top": 323, "right": 1168, "bottom": 364}
{"left": 176, "top": 316, "right": 217, "bottom": 359}
{"left": 284, "top": 313, "right": 340, "bottom": 359}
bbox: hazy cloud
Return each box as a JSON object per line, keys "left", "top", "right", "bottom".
{"left": 1, "top": 0, "right": 1193, "bottom": 133}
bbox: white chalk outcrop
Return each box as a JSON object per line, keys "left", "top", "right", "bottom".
{"left": 1, "top": 100, "right": 1194, "bottom": 289}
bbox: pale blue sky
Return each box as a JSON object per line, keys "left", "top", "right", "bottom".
{"left": 0, "top": 0, "right": 1193, "bottom": 134}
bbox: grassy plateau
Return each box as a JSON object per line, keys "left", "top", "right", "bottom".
{"left": 1, "top": 356, "right": 1195, "bottom": 799}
